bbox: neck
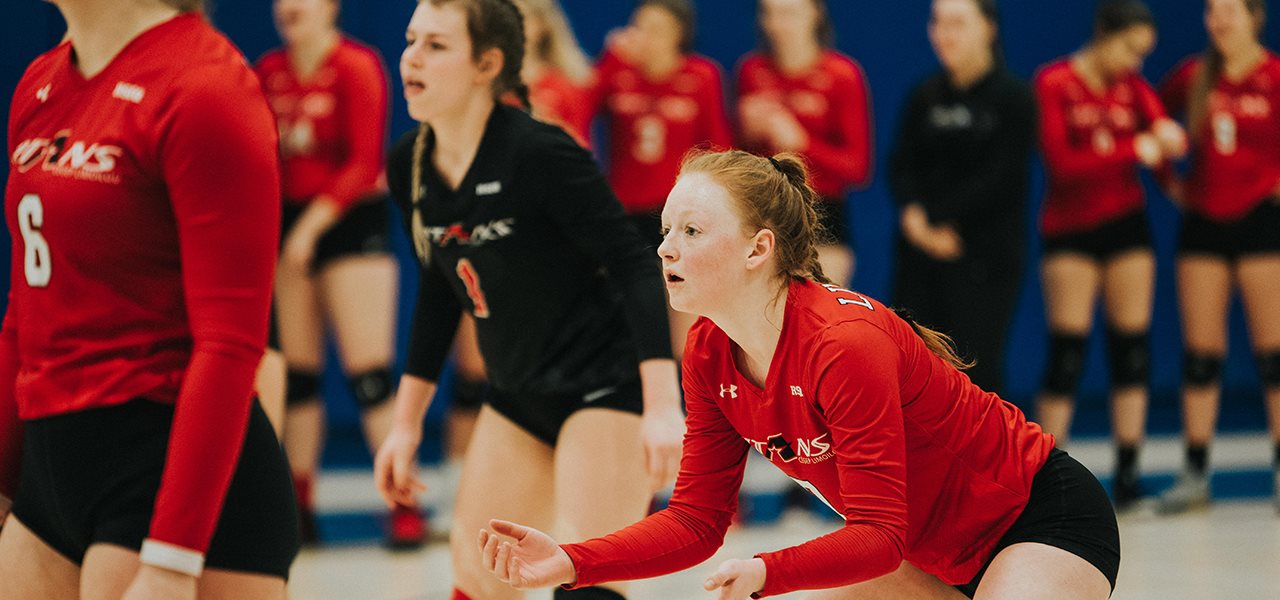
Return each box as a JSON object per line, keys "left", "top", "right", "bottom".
{"left": 1071, "top": 47, "right": 1108, "bottom": 89}
{"left": 947, "top": 51, "right": 994, "bottom": 90}
{"left": 1222, "top": 40, "right": 1265, "bottom": 77}
{"left": 642, "top": 49, "right": 683, "bottom": 80}
{"left": 706, "top": 277, "right": 789, "bottom": 387}
{"left": 288, "top": 29, "right": 340, "bottom": 78}
{"left": 772, "top": 39, "right": 821, "bottom": 74}
{"left": 426, "top": 96, "right": 496, "bottom": 189}
{"left": 58, "top": 0, "right": 180, "bottom": 78}
{"left": 522, "top": 57, "right": 546, "bottom": 84}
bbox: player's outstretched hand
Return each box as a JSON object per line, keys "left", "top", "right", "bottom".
{"left": 480, "top": 519, "right": 576, "bottom": 590}
{"left": 373, "top": 425, "right": 427, "bottom": 509}
{"left": 704, "top": 557, "right": 767, "bottom": 600}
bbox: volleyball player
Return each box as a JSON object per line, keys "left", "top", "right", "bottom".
{"left": 891, "top": 0, "right": 1036, "bottom": 395}
{"left": 1157, "top": 0, "right": 1280, "bottom": 514}
{"left": 737, "top": 0, "right": 871, "bottom": 286}
{"left": 255, "top": 0, "right": 425, "bottom": 546}
{"left": 477, "top": 150, "right": 1119, "bottom": 600}
{"left": 516, "top": 0, "right": 594, "bottom": 146}
{"left": 0, "top": 1, "right": 298, "bottom": 598}
{"left": 590, "top": 0, "right": 733, "bottom": 360}
{"left": 374, "top": 1, "right": 684, "bottom": 598}
{"left": 1032, "top": 0, "right": 1186, "bottom": 509}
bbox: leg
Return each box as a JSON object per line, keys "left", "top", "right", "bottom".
{"left": 1237, "top": 255, "right": 1280, "bottom": 453}
{"left": 805, "top": 560, "right": 966, "bottom": 600}
{"left": 272, "top": 266, "right": 327, "bottom": 537}
{"left": 0, "top": 516, "right": 80, "bottom": 599}
{"left": 971, "top": 543, "right": 1111, "bottom": 600}
{"left": 448, "top": 315, "right": 487, "bottom": 461}
{"left": 1101, "top": 250, "right": 1155, "bottom": 507}
{"left": 80, "top": 544, "right": 285, "bottom": 600}
{"left": 452, "top": 406, "right": 556, "bottom": 600}
{"left": 255, "top": 348, "right": 288, "bottom": 438}
{"left": 1037, "top": 254, "right": 1103, "bottom": 445}
{"left": 553, "top": 409, "right": 652, "bottom": 598}
{"left": 818, "top": 243, "right": 855, "bottom": 289}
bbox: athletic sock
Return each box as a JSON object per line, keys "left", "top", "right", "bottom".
{"left": 1187, "top": 445, "right": 1209, "bottom": 474}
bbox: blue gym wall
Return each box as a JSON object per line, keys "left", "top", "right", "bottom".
{"left": 2, "top": 1, "right": 1273, "bottom": 453}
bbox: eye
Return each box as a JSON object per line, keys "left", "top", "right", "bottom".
{"left": 684, "top": 226, "right": 699, "bottom": 237}
{"left": 430, "top": 41, "right": 446, "bottom": 51}
{"left": 405, "top": 35, "right": 416, "bottom": 47}
{"left": 658, "top": 226, "right": 671, "bottom": 237}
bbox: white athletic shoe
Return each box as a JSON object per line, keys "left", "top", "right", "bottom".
{"left": 1156, "top": 469, "right": 1211, "bottom": 515}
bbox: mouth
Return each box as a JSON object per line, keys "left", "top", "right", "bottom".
{"left": 404, "top": 78, "right": 426, "bottom": 97}
{"left": 665, "top": 272, "right": 684, "bottom": 285}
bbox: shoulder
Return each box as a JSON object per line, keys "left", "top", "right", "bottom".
{"left": 1166, "top": 55, "right": 1201, "bottom": 84}
{"left": 683, "top": 317, "right": 728, "bottom": 370}
{"left": 735, "top": 52, "right": 768, "bottom": 76}
{"left": 1032, "top": 59, "right": 1072, "bottom": 89}
{"left": 822, "top": 50, "right": 864, "bottom": 80}
{"left": 685, "top": 54, "right": 727, "bottom": 81}
{"left": 11, "top": 41, "right": 68, "bottom": 102}
{"left": 254, "top": 47, "right": 287, "bottom": 71}
{"left": 333, "top": 37, "right": 387, "bottom": 74}
{"left": 496, "top": 106, "right": 592, "bottom": 174}
{"left": 1263, "top": 51, "right": 1280, "bottom": 76}
{"left": 389, "top": 127, "right": 420, "bottom": 169}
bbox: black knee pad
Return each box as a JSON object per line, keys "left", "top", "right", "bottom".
{"left": 350, "top": 368, "right": 394, "bottom": 410}
{"left": 554, "top": 587, "right": 626, "bottom": 600}
{"left": 1107, "top": 328, "right": 1149, "bottom": 388}
{"left": 452, "top": 375, "right": 486, "bottom": 410}
{"left": 286, "top": 370, "right": 321, "bottom": 406}
{"left": 1258, "top": 351, "right": 1280, "bottom": 387}
{"left": 1043, "top": 333, "right": 1088, "bottom": 396}
{"left": 1184, "top": 352, "right": 1224, "bottom": 387}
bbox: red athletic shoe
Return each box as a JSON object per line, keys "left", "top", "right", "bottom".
{"left": 387, "top": 504, "right": 428, "bottom": 550}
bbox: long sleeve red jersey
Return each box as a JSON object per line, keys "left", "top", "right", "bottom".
{"left": 588, "top": 49, "right": 733, "bottom": 214}
{"left": 530, "top": 68, "right": 594, "bottom": 149}
{"left": 255, "top": 38, "right": 388, "bottom": 212}
{"left": 2, "top": 14, "right": 280, "bottom": 555}
{"left": 562, "top": 279, "right": 1053, "bottom": 597}
{"left": 1161, "top": 53, "right": 1280, "bottom": 221}
{"left": 736, "top": 51, "right": 873, "bottom": 199}
{"left": 1035, "top": 59, "right": 1169, "bottom": 236}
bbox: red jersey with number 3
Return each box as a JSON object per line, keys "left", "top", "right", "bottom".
{"left": 736, "top": 51, "right": 873, "bottom": 199}
{"left": 1035, "top": 59, "right": 1169, "bottom": 236}
{"left": 255, "top": 38, "right": 388, "bottom": 210}
{"left": 1, "top": 14, "right": 279, "bottom": 554}
{"left": 562, "top": 279, "right": 1054, "bottom": 597}
{"left": 589, "top": 49, "right": 733, "bottom": 214}
{"left": 1161, "top": 53, "right": 1280, "bottom": 221}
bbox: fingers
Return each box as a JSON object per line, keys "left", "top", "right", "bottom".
{"left": 489, "top": 519, "right": 529, "bottom": 541}
{"left": 481, "top": 528, "right": 502, "bottom": 579}
{"left": 494, "top": 541, "right": 513, "bottom": 582}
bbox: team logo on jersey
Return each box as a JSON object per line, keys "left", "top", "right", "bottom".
{"left": 12, "top": 130, "right": 124, "bottom": 184}
{"left": 719, "top": 384, "right": 738, "bottom": 399}
{"left": 36, "top": 84, "right": 51, "bottom": 103}
{"left": 475, "top": 181, "right": 502, "bottom": 196}
{"left": 745, "top": 433, "right": 833, "bottom": 465}
{"left": 415, "top": 217, "right": 516, "bottom": 250}
{"left": 790, "top": 385, "right": 804, "bottom": 397}
{"left": 112, "top": 82, "right": 145, "bottom": 104}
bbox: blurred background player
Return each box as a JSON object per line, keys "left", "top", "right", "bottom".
{"left": 737, "top": 0, "right": 871, "bottom": 287}
{"left": 375, "top": 1, "right": 684, "bottom": 598}
{"left": 0, "top": 0, "right": 298, "bottom": 598}
{"left": 589, "top": 0, "right": 733, "bottom": 361}
{"left": 890, "top": 0, "right": 1036, "bottom": 396}
{"left": 1031, "top": 0, "right": 1186, "bottom": 509}
{"left": 255, "top": 0, "right": 425, "bottom": 547}
{"left": 1157, "top": 0, "right": 1280, "bottom": 514}
{"left": 516, "top": 0, "right": 594, "bottom": 146}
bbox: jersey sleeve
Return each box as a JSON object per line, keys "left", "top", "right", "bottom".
{"left": 529, "top": 129, "right": 672, "bottom": 362}
{"left": 322, "top": 47, "right": 389, "bottom": 211}
{"left": 386, "top": 131, "right": 462, "bottom": 382}
{"left": 753, "top": 323, "right": 909, "bottom": 597}
{"left": 562, "top": 340, "right": 748, "bottom": 587}
{"left": 1035, "top": 70, "right": 1138, "bottom": 182}
{"left": 1133, "top": 76, "right": 1170, "bottom": 127}
{"left": 888, "top": 81, "right": 930, "bottom": 208}
{"left": 147, "top": 68, "right": 281, "bottom": 554}
{"left": 1160, "top": 58, "right": 1197, "bottom": 120}
{"left": 801, "top": 59, "right": 873, "bottom": 191}
{"left": 698, "top": 59, "right": 734, "bottom": 150}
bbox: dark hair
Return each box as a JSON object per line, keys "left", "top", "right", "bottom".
{"left": 163, "top": 0, "right": 204, "bottom": 11}
{"left": 427, "top": 0, "right": 530, "bottom": 107}
{"left": 637, "top": 0, "right": 697, "bottom": 53}
{"left": 758, "top": 0, "right": 836, "bottom": 54}
{"left": 1093, "top": 0, "right": 1156, "bottom": 39}
{"left": 1188, "top": 0, "right": 1268, "bottom": 136}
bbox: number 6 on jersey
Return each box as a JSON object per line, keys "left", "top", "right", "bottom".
{"left": 18, "top": 193, "right": 51, "bottom": 287}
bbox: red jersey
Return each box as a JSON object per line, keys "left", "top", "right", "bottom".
{"left": 1035, "top": 59, "right": 1169, "bottom": 235}
{"left": 736, "top": 51, "right": 873, "bottom": 199}
{"left": 530, "top": 68, "right": 593, "bottom": 148}
{"left": 1161, "top": 53, "right": 1280, "bottom": 221}
{"left": 589, "top": 49, "right": 733, "bottom": 214}
{"left": 254, "top": 38, "right": 387, "bottom": 210}
{"left": 1, "top": 15, "right": 280, "bottom": 555}
{"left": 562, "top": 279, "right": 1053, "bottom": 596}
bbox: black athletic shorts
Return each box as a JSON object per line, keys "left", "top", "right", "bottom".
{"left": 815, "top": 197, "right": 851, "bottom": 246}
{"left": 954, "top": 448, "right": 1120, "bottom": 597}
{"left": 1043, "top": 210, "right": 1151, "bottom": 262}
{"left": 487, "top": 381, "right": 644, "bottom": 447}
{"left": 281, "top": 196, "right": 392, "bottom": 273}
{"left": 1179, "top": 200, "right": 1280, "bottom": 260}
{"left": 11, "top": 399, "right": 300, "bottom": 579}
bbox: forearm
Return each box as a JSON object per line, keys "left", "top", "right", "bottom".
{"left": 391, "top": 374, "right": 437, "bottom": 430}
{"left": 639, "top": 358, "right": 680, "bottom": 414}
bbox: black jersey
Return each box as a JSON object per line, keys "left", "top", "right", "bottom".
{"left": 387, "top": 104, "right": 671, "bottom": 396}
{"left": 889, "top": 68, "right": 1036, "bottom": 255}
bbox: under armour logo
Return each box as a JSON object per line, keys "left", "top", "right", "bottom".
{"left": 720, "top": 384, "right": 738, "bottom": 399}
{"left": 36, "top": 84, "right": 50, "bottom": 103}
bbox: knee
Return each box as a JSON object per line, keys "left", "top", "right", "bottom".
{"left": 1106, "top": 328, "right": 1149, "bottom": 388}
{"left": 1258, "top": 350, "right": 1280, "bottom": 388}
{"left": 1184, "top": 352, "right": 1224, "bottom": 388}
{"left": 1043, "top": 333, "right": 1088, "bottom": 396}
{"left": 350, "top": 368, "right": 395, "bottom": 410}
{"left": 286, "top": 369, "right": 321, "bottom": 407}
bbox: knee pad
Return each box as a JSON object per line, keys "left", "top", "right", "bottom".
{"left": 350, "top": 368, "right": 394, "bottom": 410}
{"left": 286, "top": 369, "right": 321, "bottom": 406}
{"left": 554, "top": 587, "right": 626, "bottom": 600}
{"left": 1184, "top": 352, "right": 1224, "bottom": 387}
{"left": 1258, "top": 351, "right": 1280, "bottom": 387}
{"left": 452, "top": 375, "right": 486, "bottom": 410}
{"left": 1043, "top": 333, "right": 1088, "bottom": 396}
{"left": 1107, "top": 328, "right": 1150, "bottom": 388}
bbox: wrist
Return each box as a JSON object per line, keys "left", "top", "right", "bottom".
{"left": 139, "top": 539, "right": 204, "bottom": 577}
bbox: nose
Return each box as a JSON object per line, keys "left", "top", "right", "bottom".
{"left": 657, "top": 232, "right": 676, "bottom": 262}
